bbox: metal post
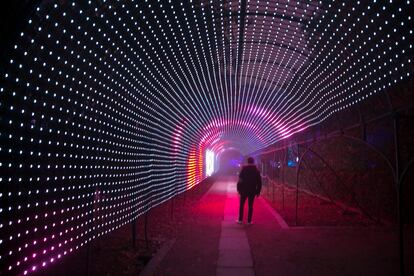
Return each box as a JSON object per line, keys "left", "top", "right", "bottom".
{"left": 145, "top": 211, "right": 149, "bottom": 250}
{"left": 85, "top": 196, "right": 95, "bottom": 276}
{"left": 295, "top": 171, "right": 299, "bottom": 226}
{"left": 281, "top": 156, "right": 285, "bottom": 210}
{"left": 362, "top": 120, "right": 367, "bottom": 142}
{"left": 394, "top": 114, "right": 404, "bottom": 276}
{"left": 85, "top": 241, "right": 91, "bottom": 276}
{"left": 272, "top": 171, "right": 275, "bottom": 203}
{"left": 272, "top": 153, "right": 276, "bottom": 202}
{"left": 171, "top": 197, "right": 174, "bottom": 220}
{"left": 267, "top": 165, "right": 270, "bottom": 198}
{"left": 295, "top": 146, "right": 302, "bottom": 226}
{"left": 131, "top": 219, "right": 136, "bottom": 248}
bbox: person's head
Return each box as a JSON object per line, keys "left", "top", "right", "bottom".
{"left": 247, "top": 157, "right": 255, "bottom": 164}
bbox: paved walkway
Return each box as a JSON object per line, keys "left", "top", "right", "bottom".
{"left": 154, "top": 177, "right": 413, "bottom": 276}
{"left": 217, "top": 178, "right": 254, "bottom": 276}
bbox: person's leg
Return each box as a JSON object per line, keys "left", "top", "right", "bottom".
{"left": 247, "top": 195, "right": 255, "bottom": 223}
{"left": 238, "top": 194, "right": 247, "bottom": 222}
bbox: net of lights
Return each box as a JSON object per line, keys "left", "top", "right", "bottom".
{"left": 0, "top": 0, "right": 412, "bottom": 274}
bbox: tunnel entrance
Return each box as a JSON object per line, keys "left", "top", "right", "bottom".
{"left": 217, "top": 149, "right": 243, "bottom": 176}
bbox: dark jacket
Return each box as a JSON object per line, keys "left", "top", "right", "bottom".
{"left": 237, "top": 164, "right": 262, "bottom": 196}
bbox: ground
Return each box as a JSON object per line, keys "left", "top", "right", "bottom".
{"left": 47, "top": 176, "right": 414, "bottom": 276}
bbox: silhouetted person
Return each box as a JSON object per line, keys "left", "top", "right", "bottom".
{"left": 237, "top": 157, "right": 262, "bottom": 225}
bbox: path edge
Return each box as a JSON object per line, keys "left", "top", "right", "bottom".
{"left": 139, "top": 238, "right": 176, "bottom": 276}
{"left": 259, "top": 197, "right": 289, "bottom": 229}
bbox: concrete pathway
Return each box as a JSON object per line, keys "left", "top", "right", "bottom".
{"left": 154, "top": 178, "right": 226, "bottom": 275}
{"left": 153, "top": 177, "right": 413, "bottom": 276}
{"left": 217, "top": 180, "right": 254, "bottom": 276}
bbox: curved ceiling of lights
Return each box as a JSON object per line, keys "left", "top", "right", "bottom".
{"left": 0, "top": 0, "right": 412, "bottom": 274}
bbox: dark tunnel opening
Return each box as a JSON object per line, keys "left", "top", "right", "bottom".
{"left": 216, "top": 149, "right": 243, "bottom": 176}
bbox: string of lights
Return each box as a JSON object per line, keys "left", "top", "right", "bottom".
{"left": 0, "top": 0, "right": 412, "bottom": 274}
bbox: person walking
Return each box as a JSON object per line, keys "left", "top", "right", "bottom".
{"left": 237, "top": 157, "right": 262, "bottom": 225}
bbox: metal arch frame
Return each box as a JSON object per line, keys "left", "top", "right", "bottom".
{"left": 219, "top": 11, "right": 309, "bottom": 24}
{"left": 294, "top": 132, "right": 396, "bottom": 184}
{"left": 254, "top": 105, "right": 414, "bottom": 276}
{"left": 242, "top": 40, "right": 310, "bottom": 58}
{"left": 300, "top": 158, "right": 336, "bottom": 204}
{"left": 249, "top": 103, "right": 414, "bottom": 158}
{"left": 397, "top": 157, "right": 414, "bottom": 276}
{"left": 294, "top": 138, "right": 389, "bottom": 225}
{"left": 237, "top": 74, "right": 286, "bottom": 90}
{"left": 240, "top": 59, "right": 297, "bottom": 70}
{"left": 399, "top": 157, "right": 414, "bottom": 188}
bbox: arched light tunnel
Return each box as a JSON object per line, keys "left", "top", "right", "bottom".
{"left": 0, "top": 0, "right": 413, "bottom": 275}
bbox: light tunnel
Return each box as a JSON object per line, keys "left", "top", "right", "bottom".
{"left": 0, "top": 0, "right": 412, "bottom": 275}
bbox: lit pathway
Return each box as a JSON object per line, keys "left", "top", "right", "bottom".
{"left": 217, "top": 180, "right": 254, "bottom": 276}
{"left": 153, "top": 177, "right": 409, "bottom": 275}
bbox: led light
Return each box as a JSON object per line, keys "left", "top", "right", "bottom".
{"left": 205, "top": 150, "right": 215, "bottom": 177}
